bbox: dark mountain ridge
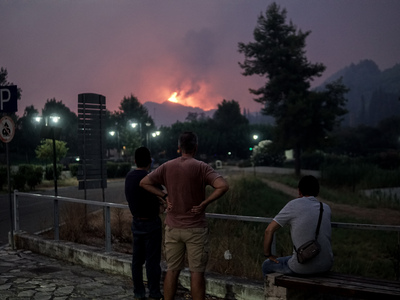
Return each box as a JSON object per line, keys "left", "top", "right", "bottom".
{"left": 144, "top": 59, "right": 400, "bottom": 127}
{"left": 320, "top": 60, "right": 400, "bottom": 127}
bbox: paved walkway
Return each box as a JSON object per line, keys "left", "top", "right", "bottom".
{"left": 0, "top": 245, "right": 223, "bottom": 300}
{"left": 0, "top": 245, "right": 135, "bottom": 299}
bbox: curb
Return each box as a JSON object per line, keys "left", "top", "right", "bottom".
{"left": 13, "top": 232, "right": 264, "bottom": 300}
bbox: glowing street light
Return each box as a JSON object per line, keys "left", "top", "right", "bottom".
{"left": 109, "top": 130, "right": 120, "bottom": 159}
{"left": 152, "top": 131, "right": 161, "bottom": 138}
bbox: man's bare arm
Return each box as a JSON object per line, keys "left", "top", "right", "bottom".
{"left": 140, "top": 175, "right": 166, "bottom": 198}
{"left": 264, "top": 220, "right": 281, "bottom": 263}
{"left": 191, "top": 177, "right": 229, "bottom": 214}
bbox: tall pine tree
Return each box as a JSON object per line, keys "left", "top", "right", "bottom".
{"left": 238, "top": 2, "right": 348, "bottom": 175}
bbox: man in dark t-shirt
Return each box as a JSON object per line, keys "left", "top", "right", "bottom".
{"left": 125, "top": 147, "right": 164, "bottom": 300}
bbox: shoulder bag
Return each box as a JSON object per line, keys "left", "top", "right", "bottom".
{"left": 294, "top": 201, "right": 324, "bottom": 264}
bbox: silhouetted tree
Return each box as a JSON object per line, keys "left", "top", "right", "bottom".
{"left": 115, "top": 94, "right": 155, "bottom": 159}
{"left": 238, "top": 2, "right": 348, "bottom": 175}
{"left": 0, "top": 67, "right": 22, "bottom": 101}
{"left": 14, "top": 105, "right": 41, "bottom": 163}
{"left": 213, "top": 99, "right": 249, "bottom": 159}
{"left": 42, "top": 98, "right": 79, "bottom": 156}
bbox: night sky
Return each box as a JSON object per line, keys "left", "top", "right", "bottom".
{"left": 1, "top": 0, "right": 399, "bottom": 117}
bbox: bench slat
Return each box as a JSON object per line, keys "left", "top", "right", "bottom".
{"left": 321, "top": 272, "right": 400, "bottom": 289}
{"left": 275, "top": 273, "right": 400, "bottom": 300}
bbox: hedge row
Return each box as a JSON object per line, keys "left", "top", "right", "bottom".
{"left": 0, "top": 162, "right": 133, "bottom": 191}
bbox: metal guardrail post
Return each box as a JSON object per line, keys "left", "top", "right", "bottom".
{"left": 13, "top": 191, "right": 19, "bottom": 232}
{"left": 105, "top": 206, "right": 111, "bottom": 252}
{"left": 54, "top": 198, "right": 59, "bottom": 240}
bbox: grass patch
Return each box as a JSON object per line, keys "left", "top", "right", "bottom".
{"left": 37, "top": 177, "right": 79, "bottom": 189}
{"left": 263, "top": 173, "right": 400, "bottom": 210}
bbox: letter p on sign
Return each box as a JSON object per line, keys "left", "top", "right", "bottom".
{"left": 0, "top": 85, "right": 18, "bottom": 113}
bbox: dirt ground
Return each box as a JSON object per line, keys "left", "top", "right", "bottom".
{"left": 263, "top": 179, "right": 400, "bottom": 226}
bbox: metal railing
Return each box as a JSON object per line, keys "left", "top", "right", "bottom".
{"left": 13, "top": 191, "right": 400, "bottom": 253}
{"left": 13, "top": 191, "right": 126, "bottom": 252}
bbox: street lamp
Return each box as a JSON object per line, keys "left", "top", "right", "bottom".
{"left": 148, "top": 131, "right": 161, "bottom": 150}
{"left": 130, "top": 120, "right": 152, "bottom": 147}
{"left": 34, "top": 114, "right": 61, "bottom": 196}
{"left": 152, "top": 131, "right": 161, "bottom": 138}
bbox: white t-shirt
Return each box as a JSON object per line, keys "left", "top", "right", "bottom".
{"left": 274, "top": 196, "right": 334, "bottom": 274}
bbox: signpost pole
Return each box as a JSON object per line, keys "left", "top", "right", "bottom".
{"left": 0, "top": 86, "right": 18, "bottom": 249}
{"left": 1, "top": 115, "right": 16, "bottom": 249}
{"left": 6, "top": 142, "right": 15, "bottom": 249}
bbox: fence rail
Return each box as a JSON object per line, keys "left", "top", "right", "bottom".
{"left": 13, "top": 191, "right": 400, "bottom": 252}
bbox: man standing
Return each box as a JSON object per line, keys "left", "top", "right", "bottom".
{"left": 262, "top": 175, "right": 333, "bottom": 276}
{"left": 125, "top": 147, "right": 164, "bottom": 300}
{"left": 140, "top": 132, "right": 229, "bottom": 300}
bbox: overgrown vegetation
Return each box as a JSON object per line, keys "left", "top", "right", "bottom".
{"left": 264, "top": 164, "right": 400, "bottom": 210}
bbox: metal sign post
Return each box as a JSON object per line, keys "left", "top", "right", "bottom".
{"left": 0, "top": 116, "right": 16, "bottom": 249}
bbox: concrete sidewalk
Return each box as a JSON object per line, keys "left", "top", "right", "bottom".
{"left": 2, "top": 232, "right": 264, "bottom": 300}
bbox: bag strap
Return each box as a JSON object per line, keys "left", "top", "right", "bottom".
{"left": 314, "top": 202, "right": 324, "bottom": 240}
{"left": 294, "top": 201, "right": 324, "bottom": 253}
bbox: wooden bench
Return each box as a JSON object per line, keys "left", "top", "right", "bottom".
{"left": 265, "top": 272, "right": 400, "bottom": 299}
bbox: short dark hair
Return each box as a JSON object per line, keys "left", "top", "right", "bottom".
{"left": 135, "top": 147, "right": 151, "bottom": 168}
{"left": 178, "top": 132, "right": 198, "bottom": 154}
{"left": 298, "top": 175, "right": 320, "bottom": 197}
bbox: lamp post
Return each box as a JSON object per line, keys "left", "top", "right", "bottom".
{"left": 109, "top": 130, "right": 120, "bottom": 160}
{"left": 34, "top": 114, "right": 61, "bottom": 240}
{"left": 252, "top": 134, "right": 259, "bottom": 175}
{"left": 49, "top": 115, "right": 60, "bottom": 197}
{"left": 130, "top": 120, "right": 153, "bottom": 147}
{"left": 34, "top": 114, "right": 61, "bottom": 196}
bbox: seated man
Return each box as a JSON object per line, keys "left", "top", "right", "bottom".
{"left": 262, "top": 175, "right": 333, "bottom": 276}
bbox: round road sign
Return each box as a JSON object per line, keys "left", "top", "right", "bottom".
{"left": 0, "top": 116, "right": 15, "bottom": 143}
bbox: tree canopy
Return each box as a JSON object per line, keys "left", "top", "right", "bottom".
{"left": 115, "top": 94, "right": 155, "bottom": 157}
{"left": 238, "top": 2, "right": 348, "bottom": 175}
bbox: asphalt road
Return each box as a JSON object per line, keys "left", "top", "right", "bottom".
{"left": 0, "top": 179, "right": 126, "bottom": 246}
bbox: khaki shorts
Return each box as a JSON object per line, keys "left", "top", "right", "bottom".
{"left": 164, "top": 225, "right": 209, "bottom": 272}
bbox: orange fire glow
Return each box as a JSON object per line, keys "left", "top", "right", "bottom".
{"left": 168, "top": 92, "right": 178, "bottom": 103}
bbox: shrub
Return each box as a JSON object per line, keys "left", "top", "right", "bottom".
{"left": 69, "top": 163, "right": 79, "bottom": 177}
{"left": 25, "top": 165, "right": 43, "bottom": 190}
{"left": 44, "top": 164, "right": 63, "bottom": 180}
{"left": 365, "top": 151, "right": 400, "bottom": 170}
{"left": 251, "top": 140, "right": 285, "bottom": 167}
{"left": 10, "top": 164, "right": 44, "bottom": 191}
{"left": 321, "top": 158, "right": 373, "bottom": 191}
{"left": 12, "top": 171, "right": 26, "bottom": 191}
{"left": 0, "top": 165, "right": 7, "bottom": 190}
{"left": 107, "top": 162, "right": 132, "bottom": 178}
{"left": 301, "top": 151, "right": 325, "bottom": 170}
{"left": 107, "top": 162, "right": 119, "bottom": 178}
{"left": 116, "top": 162, "right": 132, "bottom": 178}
